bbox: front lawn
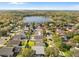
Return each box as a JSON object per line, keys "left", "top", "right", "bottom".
{"left": 63, "top": 51, "right": 73, "bottom": 57}
{"left": 21, "top": 40, "right": 36, "bottom": 47}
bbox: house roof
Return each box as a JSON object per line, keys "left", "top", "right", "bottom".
{"left": 13, "top": 47, "right": 21, "bottom": 53}
{"left": 32, "top": 46, "right": 45, "bottom": 54}
{"left": 70, "top": 47, "right": 79, "bottom": 57}
{"left": 20, "top": 32, "right": 26, "bottom": 39}
{"left": 7, "top": 40, "right": 20, "bottom": 46}
{"left": 12, "top": 32, "right": 26, "bottom": 40}
{"left": 0, "top": 47, "right": 13, "bottom": 56}
{"left": 36, "top": 42, "right": 45, "bottom": 46}
{"left": 12, "top": 35, "right": 21, "bottom": 40}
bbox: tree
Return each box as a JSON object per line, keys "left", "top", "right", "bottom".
{"left": 26, "top": 32, "right": 30, "bottom": 39}
{"left": 53, "top": 34, "right": 62, "bottom": 49}
{"left": 45, "top": 47, "right": 59, "bottom": 57}
{"left": 32, "top": 22, "right": 35, "bottom": 27}
{"left": 75, "top": 23, "right": 79, "bottom": 29}
{"left": 72, "top": 35, "right": 79, "bottom": 43}
{"left": 43, "top": 38, "right": 47, "bottom": 43}
{"left": 62, "top": 43, "right": 72, "bottom": 51}
{"left": 21, "top": 48, "right": 35, "bottom": 57}
{"left": 66, "top": 32, "right": 75, "bottom": 39}
{"left": 43, "top": 30, "right": 46, "bottom": 36}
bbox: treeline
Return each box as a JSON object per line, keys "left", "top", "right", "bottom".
{"left": 0, "top": 10, "right": 79, "bottom": 36}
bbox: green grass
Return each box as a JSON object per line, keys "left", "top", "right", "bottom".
{"left": 21, "top": 40, "right": 36, "bottom": 47}
{"left": 16, "top": 55, "right": 23, "bottom": 57}
{"left": 63, "top": 51, "right": 73, "bottom": 57}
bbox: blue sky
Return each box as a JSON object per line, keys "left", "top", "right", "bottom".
{"left": 0, "top": 2, "right": 79, "bottom": 10}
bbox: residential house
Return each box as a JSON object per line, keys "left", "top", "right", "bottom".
{"left": 20, "top": 32, "right": 26, "bottom": 40}
{"left": 12, "top": 47, "right": 21, "bottom": 56}
{"left": 0, "top": 47, "right": 14, "bottom": 57}
{"left": 70, "top": 47, "right": 79, "bottom": 57}
{"left": 7, "top": 40, "right": 21, "bottom": 47}
{"left": 12, "top": 35, "right": 21, "bottom": 40}
{"left": 32, "top": 46, "right": 45, "bottom": 56}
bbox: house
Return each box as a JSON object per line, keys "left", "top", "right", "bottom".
{"left": 20, "top": 32, "right": 26, "bottom": 40}
{"left": 56, "top": 28, "right": 65, "bottom": 36}
{"left": 30, "top": 36, "right": 35, "bottom": 41}
{"left": 24, "top": 26, "right": 29, "bottom": 31}
{"left": 34, "top": 35, "right": 43, "bottom": 42}
{"left": 70, "top": 47, "right": 79, "bottom": 57}
{"left": 32, "top": 46, "right": 45, "bottom": 56}
{"left": 46, "top": 34, "right": 52, "bottom": 40}
{"left": 7, "top": 40, "right": 21, "bottom": 47}
{"left": 36, "top": 42, "right": 45, "bottom": 46}
{"left": 34, "top": 31, "right": 43, "bottom": 42}
{"left": 12, "top": 47, "right": 21, "bottom": 56}
{"left": 0, "top": 47, "right": 14, "bottom": 57}
{"left": 25, "top": 23, "right": 30, "bottom": 27}
{"left": 12, "top": 32, "right": 26, "bottom": 40}
{"left": 13, "top": 47, "right": 21, "bottom": 53}
{"left": 12, "top": 35, "right": 21, "bottom": 40}
{"left": 61, "top": 35, "right": 68, "bottom": 41}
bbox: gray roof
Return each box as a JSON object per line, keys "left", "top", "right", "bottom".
{"left": 36, "top": 42, "right": 45, "bottom": 46}
{"left": 0, "top": 47, "right": 14, "bottom": 56}
{"left": 13, "top": 47, "right": 21, "bottom": 53}
{"left": 20, "top": 32, "right": 26, "bottom": 39}
{"left": 32, "top": 46, "right": 45, "bottom": 54}
{"left": 7, "top": 40, "right": 20, "bottom": 46}
{"left": 12, "top": 33, "right": 26, "bottom": 40}
{"left": 12, "top": 35, "right": 21, "bottom": 40}
{"left": 71, "top": 47, "right": 79, "bottom": 57}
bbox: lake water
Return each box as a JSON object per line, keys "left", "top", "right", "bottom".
{"left": 23, "top": 16, "right": 51, "bottom": 23}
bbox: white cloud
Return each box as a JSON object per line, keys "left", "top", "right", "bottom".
{"left": 19, "top": 5, "right": 79, "bottom": 10}
{"left": 9, "top": 2, "right": 24, "bottom": 5}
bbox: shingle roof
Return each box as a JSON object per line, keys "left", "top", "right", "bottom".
{"left": 7, "top": 40, "right": 20, "bottom": 46}
{"left": 32, "top": 46, "right": 45, "bottom": 54}
{"left": 13, "top": 47, "right": 21, "bottom": 53}
{"left": 12, "top": 35, "right": 21, "bottom": 40}
{"left": 0, "top": 47, "right": 13, "bottom": 56}
{"left": 71, "top": 47, "right": 79, "bottom": 57}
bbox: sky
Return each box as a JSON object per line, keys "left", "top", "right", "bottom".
{"left": 0, "top": 2, "right": 79, "bottom": 10}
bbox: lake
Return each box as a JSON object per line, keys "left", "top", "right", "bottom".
{"left": 23, "top": 16, "right": 51, "bottom": 23}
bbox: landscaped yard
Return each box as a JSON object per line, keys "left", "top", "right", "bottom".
{"left": 21, "top": 40, "right": 36, "bottom": 47}
{"left": 63, "top": 51, "right": 73, "bottom": 57}
{"left": 28, "top": 41, "right": 36, "bottom": 47}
